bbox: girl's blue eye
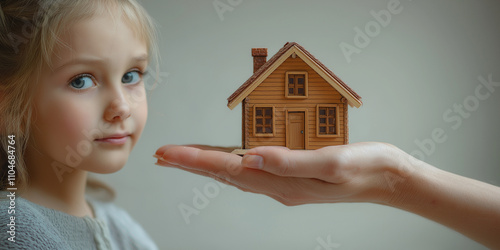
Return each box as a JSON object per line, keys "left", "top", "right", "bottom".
{"left": 69, "top": 75, "right": 94, "bottom": 90}
{"left": 122, "top": 71, "right": 141, "bottom": 84}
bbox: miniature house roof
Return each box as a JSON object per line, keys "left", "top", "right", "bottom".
{"left": 227, "top": 42, "right": 363, "bottom": 109}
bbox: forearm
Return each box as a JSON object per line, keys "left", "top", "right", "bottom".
{"left": 386, "top": 155, "right": 500, "bottom": 248}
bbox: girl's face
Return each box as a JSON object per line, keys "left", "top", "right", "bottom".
{"left": 28, "top": 12, "right": 148, "bottom": 173}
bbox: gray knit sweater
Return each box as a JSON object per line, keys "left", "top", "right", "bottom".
{"left": 0, "top": 192, "right": 158, "bottom": 250}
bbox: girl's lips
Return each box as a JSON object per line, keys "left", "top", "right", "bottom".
{"left": 95, "top": 135, "right": 129, "bottom": 145}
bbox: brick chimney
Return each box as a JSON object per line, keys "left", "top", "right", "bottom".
{"left": 252, "top": 48, "right": 267, "bottom": 73}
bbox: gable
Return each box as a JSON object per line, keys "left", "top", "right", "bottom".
{"left": 227, "top": 42, "right": 362, "bottom": 109}
{"left": 248, "top": 56, "right": 343, "bottom": 103}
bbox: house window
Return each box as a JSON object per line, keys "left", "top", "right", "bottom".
{"left": 317, "top": 105, "right": 339, "bottom": 136}
{"left": 285, "top": 71, "right": 308, "bottom": 98}
{"left": 254, "top": 106, "right": 274, "bottom": 136}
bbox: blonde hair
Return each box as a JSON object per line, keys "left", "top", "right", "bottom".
{"left": 0, "top": 0, "right": 158, "bottom": 195}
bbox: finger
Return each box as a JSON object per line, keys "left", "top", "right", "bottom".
{"left": 159, "top": 158, "right": 307, "bottom": 205}
{"left": 242, "top": 146, "right": 347, "bottom": 183}
{"left": 154, "top": 158, "right": 289, "bottom": 202}
{"left": 155, "top": 145, "right": 244, "bottom": 176}
{"left": 155, "top": 160, "right": 240, "bottom": 189}
{"left": 155, "top": 144, "right": 240, "bottom": 156}
{"left": 155, "top": 146, "right": 332, "bottom": 204}
{"left": 184, "top": 144, "right": 240, "bottom": 153}
{"left": 157, "top": 156, "right": 362, "bottom": 205}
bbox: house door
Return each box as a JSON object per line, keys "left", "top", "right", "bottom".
{"left": 287, "top": 111, "right": 305, "bottom": 149}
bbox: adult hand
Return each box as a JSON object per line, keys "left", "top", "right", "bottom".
{"left": 154, "top": 142, "right": 500, "bottom": 248}
{"left": 154, "top": 142, "right": 409, "bottom": 205}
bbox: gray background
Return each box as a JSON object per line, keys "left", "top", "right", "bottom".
{"left": 97, "top": 0, "right": 500, "bottom": 249}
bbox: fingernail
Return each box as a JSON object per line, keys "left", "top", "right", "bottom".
{"left": 153, "top": 154, "right": 173, "bottom": 163}
{"left": 242, "top": 155, "right": 263, "bottom": 169}
{"left": 155, "top": 145, "right": 177, "bottom": 158}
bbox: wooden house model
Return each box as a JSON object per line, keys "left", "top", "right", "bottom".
{"left": 227, "top": 42, "right": 362, "bottom": 150}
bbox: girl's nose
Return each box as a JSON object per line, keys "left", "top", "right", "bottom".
{"left": 104, "top": 93, "right": 131, "bottom": 122}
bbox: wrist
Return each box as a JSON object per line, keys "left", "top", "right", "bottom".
{"left": 377, "top": 144, "right": 434, "bottom": 208}
{"left": 367, "top": 143, "right": 431, "bottom": 206}
{"left": 340, "top": 143, "right": 419, "bottom": 204}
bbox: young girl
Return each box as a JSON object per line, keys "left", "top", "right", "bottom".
{"left": 1, "top": 0, "right": 158, "bottom": 248}
{"left": 2, "top": 0, "right": 500, "bottom": 249}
